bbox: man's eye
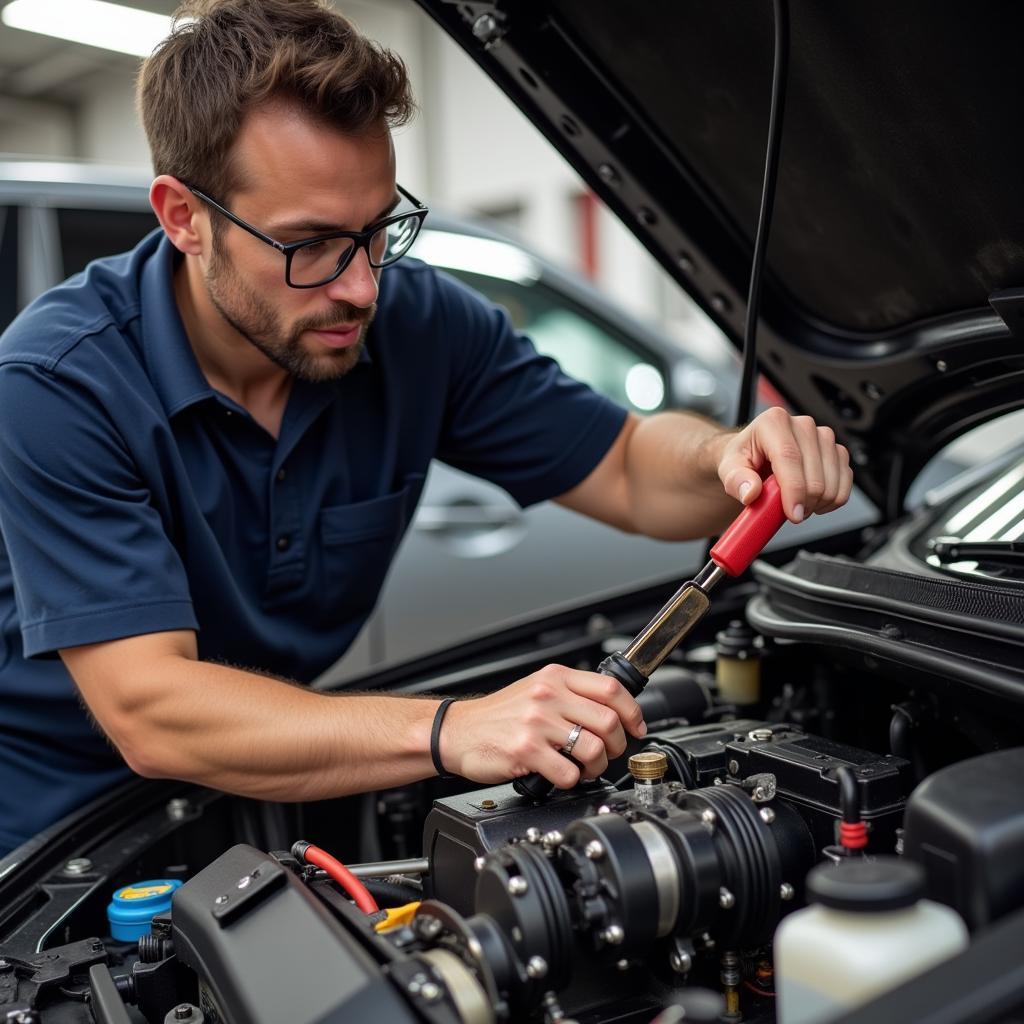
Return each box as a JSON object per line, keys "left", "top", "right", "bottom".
{"left": 296, "top": 241, "right": 328, "bottom": 259}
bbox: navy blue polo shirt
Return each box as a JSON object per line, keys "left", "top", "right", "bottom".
{"left": 0, "top": 230, "right": 627, "bottom": 853}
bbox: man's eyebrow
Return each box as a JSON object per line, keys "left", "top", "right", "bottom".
{"left": 271, "top": 193, "right": 402, "bottom": 236}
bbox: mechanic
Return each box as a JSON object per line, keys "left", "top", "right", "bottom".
{"left": 0, "top": 0, "right": 853, "bottom": 856}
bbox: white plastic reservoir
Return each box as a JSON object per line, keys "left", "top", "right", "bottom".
{"left": 775, "top": 856, "right": 968, "bottom": 1024}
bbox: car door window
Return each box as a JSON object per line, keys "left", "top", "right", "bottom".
{"left": 56, "top": 207, "right": 159, "bottom": 278}
{"left": 441, "top": 267, "right": 667, "bottom": 413}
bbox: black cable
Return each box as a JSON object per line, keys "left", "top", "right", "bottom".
{"left": 835, "top": 765, "right": 861, "bottom": 824}
{"left": 735, "top": 0, "right": 790, "bottom": 426}
{"left": 363, "top": 878, "right": 423, "bottom": 908}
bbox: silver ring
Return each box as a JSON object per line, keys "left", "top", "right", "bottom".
{"left": 561, "top": 723, "right": 583, "bottom": 756}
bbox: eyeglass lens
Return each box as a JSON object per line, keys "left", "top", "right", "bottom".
{"left": 288, "top": 215, "right": 421, "bottom": 286}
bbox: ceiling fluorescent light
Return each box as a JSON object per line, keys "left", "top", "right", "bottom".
{"left": 1, "top": 0, "right": 181, "bottom": 59}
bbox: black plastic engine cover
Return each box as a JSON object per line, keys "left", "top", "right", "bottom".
{"left": 903, "top": 747, "right": 1024, "bottom": 930}
{"left": 171, "top": 844, "right": 416, "bottom": 1024}
{"left": 653, "top": 721, "right": 913, "bottom": 854}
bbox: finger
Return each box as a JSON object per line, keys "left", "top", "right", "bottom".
{"left": 517, "top": 743, "right": 581, "bottom": 790}
{"left": 564, "top": 696, "right": 628, "bottom": 758}
{"left": 816, "top": 444, "right": 853, "bottom": 514}
{"left": 563, "top": 727, "right": 609, "bottom": 781}
{"left": 750, "top": 407, "right": 806, "bottom": 522}
{"left": 817, "top": 426, "right": 841, "bottom": 510}
{"left": 793, "top": 416, "right": 826, "bottom": 516}
{"left": 565, "top": 671, "right": 647, "bottom": 739}
{"left": 717, "top": 436, "right": 763, "bottom": 506}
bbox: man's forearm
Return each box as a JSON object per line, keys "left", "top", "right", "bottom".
{"left": 120, "top": 657, "right": 438, "bottom": 800}
{"left": 622, "top": 411, "right": 740, "bottom": 540}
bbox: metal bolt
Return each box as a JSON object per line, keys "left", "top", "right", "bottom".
{"left": 749, "top": 728, "right": 774, "bottom": 742}
{"left": 601, "top": 925, "right": 625, "bottom": 945}
{"left": 584, "top": 840, "right": 605, "bottom": 861}
{"left": 214, "top": 895, "right": 229, "bottom": 905}
{"left": 597, "top": 164, "right": 620, "bottom": 186}
{"left": 616, "top": 958, "right": 630, "bottom": 971}
{"left": 780, "top": 883, "right": 795, "bottom": 901}
{"left": 11, "top": 1014, "right": 39, "bottom": 1024}
{"left": 474, "top": 856, "right": 486, "bottom": 873}
{"left": 236, "top": 875, "right": 251, "bottom": 890}
{"left": 728, "top": 759, "right": 740, "bottom": 775}
{"left": 719, "top": 887, "right": 735, "bottom": 910}
{"left": 420, "top": 981, "right": 443, "bottom": 1003}
{"left": 542, "top": 830, "right": 564, "bottom": 848}
{"left": 669, "top": 950, "right": 692, "bottom": 974}
{"left": 524, "top": 827, "right": 542, "bottom": 843}
{"left": 416, "top": 915, "right": 442, "bottom": 939}
{"left": 0, "top": 959, "right": 8, "bottom": 970}
{"left": 174, "top": 1006, "right": 193, "bottom": 1021}
{"left": 166, "top": 797, "right": 191, "bottom": 820}
{"left": 472, "top": 12, "right": 502, "bottom": 45}
{"left": 526, "top": 955, "right": 548, "bottom": 979}
{"left": 480, "top": 799, "right": 497, "bottom": 810}
{"left": 63, "top": 857, "right": 93, "bottom": 876}
{"left": 508, "top": 876, "right": 529, "bottom": 896}
{"left": 865, "top": 382, "right": 883, "bottom": 400}
{"left": 701, "top": 808, "right": 716, "bottom": 827}
{"left": 935, "top": 359, "right": 948, "bottom": 372}
{"left": 597, "top": 805, "right": 611, "bottom": 815}
{"left": 760, "top": 807, "right": 776, "bottom": 824}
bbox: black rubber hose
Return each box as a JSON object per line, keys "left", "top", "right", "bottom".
{"left": 736, "top": 0, "right": 790, "bottom": 426}
{"left": 362, "top": 878, "right": 422, "bottom": 908}
{"left": 835, "top": 765, "right": 861, "bottom": 824}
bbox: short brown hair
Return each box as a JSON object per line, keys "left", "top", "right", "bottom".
{"left": 137, "top": 0, "right": 415, "bottom": 200}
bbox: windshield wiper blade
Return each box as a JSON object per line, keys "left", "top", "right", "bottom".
{"left": 931, "top": 538, "right": 1024, "bottom": 566}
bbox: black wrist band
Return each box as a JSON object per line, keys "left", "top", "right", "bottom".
{"left": 430, "top": 698, "right": 457, "bottom": 780}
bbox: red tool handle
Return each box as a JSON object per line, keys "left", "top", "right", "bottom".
{"left": 709, "top": 475, "right": 787, "bottom": 577}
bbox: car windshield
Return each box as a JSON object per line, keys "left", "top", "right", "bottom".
{"left": 912, "top": 453, "right": 1024, "bottom": 586}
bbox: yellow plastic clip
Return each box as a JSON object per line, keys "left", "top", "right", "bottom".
{"left": 373, "top": 900, "right": 422, "bottom": 933}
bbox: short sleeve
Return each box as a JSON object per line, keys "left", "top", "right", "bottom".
{"left": 435, "top": 272, "right": 628, "bottom": 507}
{"left": 0, "top": 362, "right": 198, "bottom": 657}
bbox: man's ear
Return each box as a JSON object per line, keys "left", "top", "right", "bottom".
{"left": 150, "top": 175, "right": 205, "bottom": 256}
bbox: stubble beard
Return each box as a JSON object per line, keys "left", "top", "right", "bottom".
{"left": 205, "top": 239, "right": 375, "bottom": 383}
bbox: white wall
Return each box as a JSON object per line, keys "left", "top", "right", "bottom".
{"left": 76, "top": 68, "right": 151, "bottom": 168}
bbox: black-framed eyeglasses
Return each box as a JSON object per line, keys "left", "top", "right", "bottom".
{"left": 187, "top": 183, "right": 429, "bottom": 288}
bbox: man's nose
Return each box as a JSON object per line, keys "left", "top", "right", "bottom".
{"left": 324, "top": 247, "right": 379, "bottom": 309}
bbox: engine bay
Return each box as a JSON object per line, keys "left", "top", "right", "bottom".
{"left": 3, "top": 521, "right": 1024, "bottom": 1024}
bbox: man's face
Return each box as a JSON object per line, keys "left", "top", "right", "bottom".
{"left": 201, "top": 104, "right": 398, "bottom": 382}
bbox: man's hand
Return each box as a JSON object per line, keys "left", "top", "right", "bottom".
{"left": 713, "top": 407, "right": 853, "bottom": 524}
{"left": 439, "top": 665, "right": 647, "bottom": 789}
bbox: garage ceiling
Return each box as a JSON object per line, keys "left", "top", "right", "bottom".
{"left": 0, "top": 0, "right": 390, "bottom": 103}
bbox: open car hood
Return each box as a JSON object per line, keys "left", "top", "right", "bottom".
{"left": 411, "top": 0, "right": 1024, "bottom": 515}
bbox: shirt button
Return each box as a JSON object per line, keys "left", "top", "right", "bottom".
{"left": 276, "top": 535, "right": 291, "bottom": 552}
{"left": 276, "top": 468, "right": 287, "bottom": 483}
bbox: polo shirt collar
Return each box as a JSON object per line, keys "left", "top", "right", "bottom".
{"left": 139, "top": 234, "right": 216, "bottom": 419}
{"left": 139, "top": 233, "right": 372, "bottom": 422}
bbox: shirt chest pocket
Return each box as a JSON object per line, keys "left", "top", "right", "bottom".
{"left": 315, "top": 473, "right": 425, "bottom": 624}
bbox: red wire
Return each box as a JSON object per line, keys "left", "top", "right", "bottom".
{"left": 302, "top": 844, "right": 379, "bottom": 914}
{"left": 743, "top": 980, "right": 776, "bottom": 998}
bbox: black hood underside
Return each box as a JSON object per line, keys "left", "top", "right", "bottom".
{"left": 412, "top": 0, "right": 1024, "bottom": 514}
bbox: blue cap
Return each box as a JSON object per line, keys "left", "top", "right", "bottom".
{"left": 107, "top": 879, "right": 182, "bottom": 942}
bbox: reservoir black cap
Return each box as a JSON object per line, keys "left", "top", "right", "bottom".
{"left": 807, "top": 856, "right": 925, "bottom": 912}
